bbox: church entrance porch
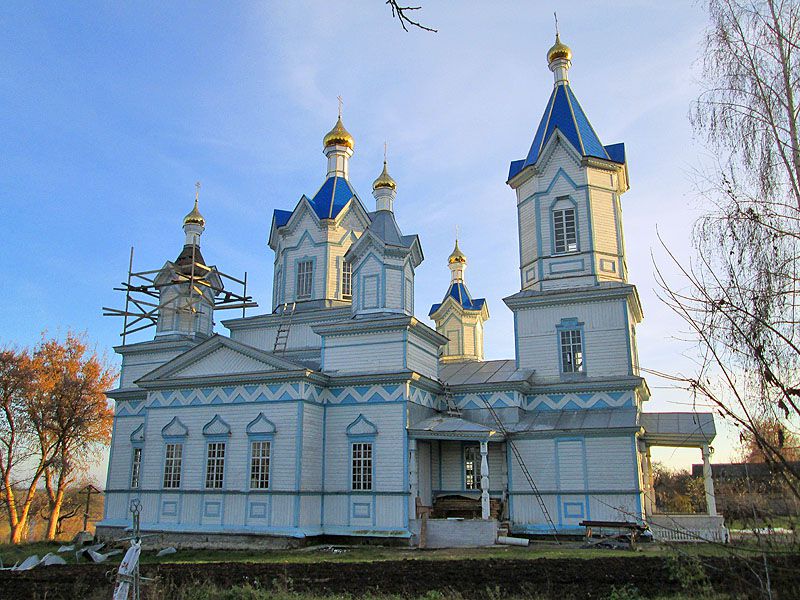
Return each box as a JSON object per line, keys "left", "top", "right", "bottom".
{"left": 640, "top": 413, "right": 728, "bottom": 542}
{"left": 407, "top": 418, "right": 507, "bottom": 547}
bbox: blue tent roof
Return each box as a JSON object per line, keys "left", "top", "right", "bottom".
{"left": 309, "top": 176, "right": 357, "bottom": 220}
{"left": 508, "top": 83, "right": 625, "bottom": 181}
{"left": 273, "top": 209, "right": 292, "bottom": 228}
{"left": 429, "top": 282, "right": 486, "bottom": 316}
{"left": 271, "top": 177, "right": 361, "bottom": 232}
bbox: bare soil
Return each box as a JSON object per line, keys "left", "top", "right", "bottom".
{"left": 0, "top": 555, "right": 797, "bottom": 600}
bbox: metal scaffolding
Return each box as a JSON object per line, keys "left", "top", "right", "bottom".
{"left": 103, "top": 246, "right": 257, "bottom": 345}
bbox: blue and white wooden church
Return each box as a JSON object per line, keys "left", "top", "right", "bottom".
{"left": 98, "top": 36, "right": 725, "bottom": 546}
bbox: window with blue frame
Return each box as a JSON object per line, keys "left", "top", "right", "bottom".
{"left": 163, "top": 443, "right": 182, "bottom": 488}
{"left": 553, "top": 207, "right": 577, "bottom": 253}
{"left": 464, "top": 445, "right": 481, "bottom": 490}
{"left": 560, "top": 327, "right": 584, "bottom": 373}
{"left": 296, "top": 260, "right": 313, "bottom": 299}
{"left": 341, "top": 261, "right": 352, "bottom": 299}
{"left": 205, "top": 442, "right": 226, "bottom": 489}
{"left": 130, "top": 447, "right": 142, "bottom": 489}
{"left": 351, "top": 442, "right": 373, "bottom": 491}
{"left": 250, "top": 440, "right": 271, "bottom": 489}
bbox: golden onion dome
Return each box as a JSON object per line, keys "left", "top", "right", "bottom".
{"left": 547, "top": 34, "right": 572, "bottom": 64}
{"left": 448, "top": 239, "right": 467, "bottom": 264}
{"left": 323, "top": 117, "right": 355, "bottom": 150}
{"left": 183, "top": 199, "right": 205, "bottom": 227}
{"left": 372, "top": 161, "right": 397, "bottom": 191}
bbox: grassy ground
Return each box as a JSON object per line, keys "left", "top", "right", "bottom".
{"left": 0, "top": 537, "right": 783, "bottom": 568}
{"left": 141, "top": 585, "right": 740, "bottom": 600}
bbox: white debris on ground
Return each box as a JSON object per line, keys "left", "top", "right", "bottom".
{"left": 86, "top": 549, "right": 123, "bottom": 564}
{"left": 12, "top": 555, "right": 41, "bottom": 571}
{"left": 40, "top": 553, "right": 67, "bottom": 566}
{"left": 155, "top": 547, "right": 176, "bottom": 557}
{"left": 57, "top": 544, "right": 75, "bottom": 553}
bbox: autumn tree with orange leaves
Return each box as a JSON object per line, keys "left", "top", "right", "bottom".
{"left": 0, "top": 333, "right": 116, "bottom": 543}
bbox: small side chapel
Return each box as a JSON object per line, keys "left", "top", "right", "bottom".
{"left": 98, "top": 35, "right": 726, "bottom": 547}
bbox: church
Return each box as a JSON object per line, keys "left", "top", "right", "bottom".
{"left": 97, "top": 36, "right": 726, "bottom": 547}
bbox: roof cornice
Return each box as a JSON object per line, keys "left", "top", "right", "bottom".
{"left": 504, "top": 283, "right": 642, "bottom": 317}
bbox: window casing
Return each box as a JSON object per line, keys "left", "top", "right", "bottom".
{"left": 560, "top": 328, "right": 584, "bottom": 373}
{"left": 464, "top": 445, "right": 482, "bottom": 490}
{"left": 250, "top": 440, "right": 271, "bottom": 489}
{"left": 205, "top": 442, "right": 226, "bottom": 489}
{"left": 296, "top": 260, "right": 313, "bottom": 299}
{"left": 341, "top": 261, "right": 352, "bottom": 299}
{"left": 351, "top": 442, "right": 373, "bottom": 491}
{"left": 163, "top": 443, "right": 182, "bottom": 489}
{"left": 553, "top": 207, "right": 577, "bottom": 253}
{"left": 131, "top": 447, "right": 142, "bottom": 489}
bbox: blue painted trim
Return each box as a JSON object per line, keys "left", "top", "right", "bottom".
{"left": 437, "top": 440, "right": 443, "bottom": 491}
{"left": 161, "top": 416, "right": 189, "bottom": 438}
{"left": 548, "top": 195, "right": 580, "bottom": 256}
{"left": 246, "top": 412, "right": 277, "bottom": 435}
{"left": 294, "top": 401, "right": 304, "bottom": 527}
{"left": 349, "top": 435, "right": 376, "bottom": 493}
{"left": 128, "top": 444, "right": 143, "bottom": 490}
{"left": 402, "top": 420, "right": 409, "bottom": 527}
{"left": 621, "top": 299, "right": 634, "bottom": 376}
{"left": 402, "top": 329, "right": 408, "bottom": 369}
{"left": 506, "top": 441, "right": 514, "bottom": 523}
{"left": 293, "top": 254, "right": 318, "bottom": 301}
{"left": 202, "top": 414, "right": 232, "bottom": 437}
{"left": 106, "top": 488, "right": 408, "bottom": 497}
{"left": 563, "top": 502, "right": 584, "bottom": 519}
{"left": 346, "top": 414, "right": 379, "bottom": 436}
{"left": 246, "top": 436, "right": 274, "bottom": 491}
{"left": 202, "top": 439, "right": 228, "bottom": 490}
{"left": 548, "top": 258, "right": 585, "bottom": 274}
{"left": 555, "top": 317, "right": 586, "bottom": 375}
{"left": 630, "top": 434, "right": 644, "bottom": 521}
{"left": 116, "top": 397, "right": 412, "bottom": 415}
{"left": 161, "top": 440, "right": 184, "bottom": 491}
{"left": 103, "top": 416, "right": 118, "bottom": 519}
{"left": 320, "top": 403, "right": 327, "bottom": 525}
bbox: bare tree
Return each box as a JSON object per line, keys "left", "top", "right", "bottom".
{"left": 692, "top": 0, "right": 800, "bottom": 208}
{"left": 655, "top": 0, "right": 800, "bottom": 502}
{"left": 385, "top": 0, "right": 437, "bottom": 32}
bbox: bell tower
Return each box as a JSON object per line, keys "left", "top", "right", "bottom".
{"left": 504, "top": 36, "right": 642, "bottom": 384}
{"left": 507, "top": 36, "right": 630, "bottom": 292}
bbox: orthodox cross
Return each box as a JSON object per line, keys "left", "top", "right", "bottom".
{"left": 384, "top": 141, "right": 388, "bottom": 163}
{"left": 554, "top": 12, "right": 560, "bottom": 36}
{"left": 337, "top": 95, "right": 343, "bottom": 119}
{"left": 195, "top": 180, "right": 201, "bottom": 202}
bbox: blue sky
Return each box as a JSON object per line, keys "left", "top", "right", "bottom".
{"left": 0, "top": 1, "right": 730, "bottom": 477}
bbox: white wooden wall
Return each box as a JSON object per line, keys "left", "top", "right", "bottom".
{"left": 514, "top": 137, "right": 625, "bottom": 292}
{"left": 508, "top": 434, "right": 642, "bottom": 531}
{"left": 322, "top": 403, "right": 407, "bottom": 530}
{"left": 323, "top": 331, "right": 405, "bottom": 373}
{"left": 515, "top": 298, "right": 632, "bottom": 379}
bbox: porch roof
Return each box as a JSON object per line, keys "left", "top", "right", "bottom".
{"left": 511, "top": 408, "right": 638, "bottom": 434}
{"left": 409, "top": 415, "right": 501, "bottom": 441}
{"left": 640, "top": 412, "right": 716, "bottom": 447}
